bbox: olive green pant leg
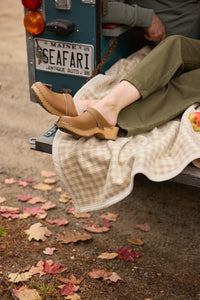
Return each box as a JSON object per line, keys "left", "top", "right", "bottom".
{"left": 117, "top": 35, "right": 200, "bottom": 136}
{"left": 118, "top": 68, "right": 200, "bottom": 136}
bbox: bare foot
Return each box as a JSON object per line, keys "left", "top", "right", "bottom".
{"left": 74, "top": 99, "right": 100, "bottom": 115}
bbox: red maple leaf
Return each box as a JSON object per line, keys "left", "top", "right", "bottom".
{"left": 23, "top": 206, "right": 46, "bottom": 216}
{"left": 17, "top": 194, "right": 32, "bottom": 202}
{"left": 117, "top": 247, "right": 140, "bottom": 261}
{"left": 60, "top": 282, "right": 78, "bottom": 296}
{"left": 43, "top": 261, "right": 66, "bottom": 274}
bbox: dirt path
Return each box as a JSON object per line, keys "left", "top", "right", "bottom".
{"left": 0, "top": 1, "right": 200, "bottom": 299}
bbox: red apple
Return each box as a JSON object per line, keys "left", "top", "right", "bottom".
{"left": 189, "top": 112, "right": 200, "bottom": 131}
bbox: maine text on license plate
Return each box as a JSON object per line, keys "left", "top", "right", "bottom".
{"left": 34, "top": 38, "right": 94, "bottom": 77}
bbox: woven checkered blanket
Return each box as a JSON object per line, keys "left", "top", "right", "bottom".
{"left": 52, "top": 47, "right": 200, "bottom": 212}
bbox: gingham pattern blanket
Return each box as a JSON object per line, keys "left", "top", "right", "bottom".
{"left": 52, "top": 47, "right": 200, "bottom": 212}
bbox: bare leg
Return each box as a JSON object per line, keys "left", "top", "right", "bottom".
{"left": 91, "top": 80, "right": 141, "bottom": 126}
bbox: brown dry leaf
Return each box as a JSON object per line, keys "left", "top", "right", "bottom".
{"left": 83, "top": 223, "right": 110, "bottom": 233}
{"left": 0, "top": 197, "right": 6, "bottom": 203}
{"left": 41, "top": 170, "right": 56, "bottom": 177}
{"left": 59, "top": 192, "right": 72, "bottom": 203}
{"left": 73, "top": 212, "right": 91, "bottom": 219}
{"left": 104, "top": 272, "right": 125, "bottom": 285}
{"left": 97, "top": 252, "right": 118, "bottom": 260}
{"left": 88, "top": 269, "right": 112, "bottom": 279}
{"left": 0, "top": 206, "right": 20, "bottom": 212}
{"left": 43, "top": 178, "right": 57, "bottom": 185}
{"left": 56, "top": 187, "right": 62, "bottom": 192}
{"left": 33, "top": 183, "right": 53, "bottom": 191}
{"left": 8, "top": 272, "right": 31, "bottom": 283}
{"left": 100, "top": 212, "right": 119, "bottom": 222}
{"left": 41, "top": 201, "right": 56, "bottom": 210}
{"left": 18, "top": 213, "right": 30, "bottom": 219}
{"left": 29, "top": 261, "right": 46, "bottom": 276}
{"left": 66, "top": 294, "right": 81, "bottom": 300}
{"left": 25, "top": 222, "right": 52, "bottom": 241}
{"left": 127, "top": 237, "right": 144, "bottom": 246}
{"left": 13, "top": 285, "right": 42, "bottom": 300}
{"left": 58, "top": 274, "right": 84, "bottom": 285}
{"left": 28, "top": 196, "right": 47, "bottom": 204}
{"left": 57, "top": 231, "right": 92, "bottom": 244}
{"left": 36, "top": 212, "right": 47, "bottom": 220}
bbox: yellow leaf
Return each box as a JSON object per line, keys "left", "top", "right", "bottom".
{"left": 43, "top": 178, "right": 57, "bottom": 185}
{"left": 25, "top": 222, "right": 52, "bottom": 241}
{"left": 41, "top": 170, "right": 56, "bottom": 177}
{"left": 97, "top": 252, "right": 118, "bottom": 260}
{"left": 33, "top": 183, "right": 53, "bottom": 191}
{"left": 73, "top": 212, "right": 91, "bottom": 219}
{"left": 8, "top": 272, "right": 31, "bottom": 283}
{"left": 127, "top": 237, "right": 144, "bottom": 246}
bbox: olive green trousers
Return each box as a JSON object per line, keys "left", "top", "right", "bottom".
{"left": 118, "top": 35, "right": 200, "bottom": 136}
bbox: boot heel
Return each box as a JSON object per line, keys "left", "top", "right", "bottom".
{"left": 95, "top": 126, "right": 119, "bottom": 140}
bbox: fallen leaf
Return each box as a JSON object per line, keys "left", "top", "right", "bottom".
{"left": 88, "top": 269, "right": 112, "bottom": 279}
{"left": 66, "top": 293, "right": 81, "bottom": 300}
{"left": 25, "top": 222, "right": 52, "bottom": 241}
{"left": 127, "top": 237, "right": 144, "bottom": 246}
{"left": 97, "top": 252, "right": 118, "bottom": 260}
{"left": 100, "top": 212, "right": 119, "bottom": 222}
{"left": 33, "top": 183, "right": 53, "bottom": 191}
{"left": 18, "top": 181, "right": 29, "bottom": 187}
{"left": 17, "top": 194, "right": 32, "bottom": 202}
{"left": 41, "top": 201, "right": 56, "bottom": 210}
{"left": 58, "top": 274, "right": 83, "bottom": 285}
{"left": 66, "top": 208, "right": 75, "bottom": 214}
{"left": 73, "top": 212, "right": 91, "bottom": 219}
{"left": 60, "top": 282, "right": 78, "bottom": 296}
{"left": 13, "top": 285, "right": 41, "bottom": 300}
{"left": 8, "top": 272, "right": 31, "bottom": 283}
{"left": 102, "top": 219, "right": 112, "bottom": 228}
{"left": 4, "top": 178, "right": 16, "bottom": 185}
{"left": 57, "top": 231, "right": 92, "bottom": 244}
{"left": 43, "top": 260, "right": 66, "bottom": 274}
{"left": 136, "top": 223, "right": 151, "bottom": 232}
{"left": 36, "top": 212, "right": 47, "bottom": 220}
{"left": 104, "top": 272, "right": 125, "bottom": 285}
{"left": 18, "top": 213, "right": 30, "bottom": 219}
{"left": 0, "top": 197, "right": 6, "bottom": 203}
{"left": 0, "top": 206, "right": 20, "bottom": 212}
{"left": 23, "top": 206, "right": 46, "bottom": 216}
{"left": 56, "top": 187, "right": 62, "bottom": 193}
{"left": 1, "top": 213, "right": 19, "bottom": 219}
{"left": 46, "top": 218, "right": 69, "bottom": 226}
{"left": 43, "top": 178, "right": 57, "bottom": 185}
{"left": 59, "top": 192, "right": 71, "bottom": 203}
{"left": 43, "top": 247, "right": 56, "bottom": 255}
{"left": 28, "top": 197, "right": 47, "bottom": 204}
{"left": 117, "top": 247, "right": 140, "bottom": 261}
{"left": 29, "top": 261, "right": 46, "bottom": 276}
{"left": 83, "top": 222, "right": 110, "bottom": 233}
{"left": 41, "top": 170, "right": 56, "bottom": 177}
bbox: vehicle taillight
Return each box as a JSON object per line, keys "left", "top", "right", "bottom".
{"left": 24, "top": 11, "right": 45, "bottom": 35}
{"left": 21, "top": 0, "right": 42, "bottom": 10}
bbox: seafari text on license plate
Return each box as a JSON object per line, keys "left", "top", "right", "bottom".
{"left": 34, "top": 38, "right": 94, "bottom": 78}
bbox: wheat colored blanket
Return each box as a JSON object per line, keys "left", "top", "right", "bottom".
{"left": 52, "top": 47, "right": 200, "bottom": 213}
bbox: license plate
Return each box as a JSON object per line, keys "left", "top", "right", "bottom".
{"left": 34, "top": 38, "right": 94, "bottom": 78}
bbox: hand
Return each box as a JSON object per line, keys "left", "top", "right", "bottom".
{"left": 144, "top": 13, "right": 166, "bottom": 43}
